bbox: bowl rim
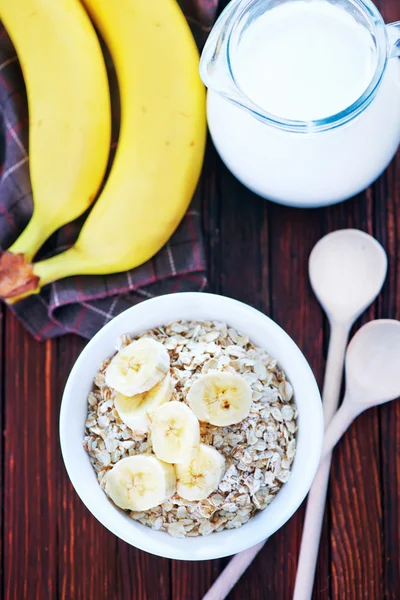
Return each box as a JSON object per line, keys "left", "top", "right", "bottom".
{"left": 60, "top": 292, "right": 323, "bottom": 560}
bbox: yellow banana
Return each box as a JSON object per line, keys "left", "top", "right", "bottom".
{"left": 0, "top": 0, "right": 206, "bottom": 300}
{"left": 0, "top": 0, "right": 111, "bottom": 263}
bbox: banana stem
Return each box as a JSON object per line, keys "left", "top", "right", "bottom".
{"left": 0, "top": 252, "right": 39, "bottom": 299}
{"left": 0, "top": 247, "right": 81, "bottom": 301}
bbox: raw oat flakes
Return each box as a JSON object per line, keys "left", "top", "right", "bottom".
{"left": 83, "top": 320, "right": 297, "bottom": 537}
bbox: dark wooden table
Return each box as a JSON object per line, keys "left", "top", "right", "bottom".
{"left": 2, "top": 1, "right": 400, "bottom": 598}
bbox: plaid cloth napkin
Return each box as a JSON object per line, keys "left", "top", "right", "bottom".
{"left": 0, "top": 0, "right": 218, "bottom": 340}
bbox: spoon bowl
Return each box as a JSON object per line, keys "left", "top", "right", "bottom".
{"left": 322, "top": 319, "right": 400, "bottom": 459}
{"left": 346, "top": 319, "right": 400, "bottom": 405}
{"left": 309, "top": 229, "right": 387, "bottom": 324}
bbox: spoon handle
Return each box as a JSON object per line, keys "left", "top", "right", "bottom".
{"left": 321, "top": 399, "right": 361, "bottom": 460}
{"left": 320, "top": 321, "right": 350, "bottom": 425}
{"left": 293, "top": 322, "right": 349, "bottom": 600}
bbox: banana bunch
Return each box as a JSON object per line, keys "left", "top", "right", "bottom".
{"left": 0, "top": 0, "right": 111, "bottom": 267}
{"left": 0, "top": 0, "right": 206, "bottom": 300}
{"left": 103, "top": 339, "right": 254, "bottom": 511}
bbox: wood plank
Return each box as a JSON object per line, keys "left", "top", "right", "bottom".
{"left": 116, "top": 545, "right": 171, "bottom": 600}
{"left": 217, "top": 155, "right": 270, "bottom": 313}
{"left": 263, "top": 203, "right": 325, "bottom": 600}
{"left": 171, "top": 559, "right": 225, "bottom": 600}
{"left": 203, "top": 139, "right": 222, "bottom": 294}
{"left": 3, "top": 310, "right": 58, "bottom": 599}
{"left": 326, "top": 189, "right": 384, "bottom": 600}
{"left": 373, "top": 2, "right": 400, "bottom": 595}
{"left": 374, "top": 154, "right": 400, "bottom": 600}
{"left": 55, "top": 334, "right": 117, "bottom": 600}
{"left": 56, "top": 334, "right": 118, "bottom": 600}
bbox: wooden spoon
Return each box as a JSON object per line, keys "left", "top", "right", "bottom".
{"left": 321, "top": 319, "right": 400, "bottom": 461}
{"left": 293, "top": 230, "right": 387, "bottom": 600}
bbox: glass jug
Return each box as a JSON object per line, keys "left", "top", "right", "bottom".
{"left": 200, "top": 0, "right": 400, "bottom": 207}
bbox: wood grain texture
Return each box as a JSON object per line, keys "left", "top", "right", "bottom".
{"left": 326, "top": 190, "right": 383, "bottom": 600}
{"left": 374, "top": 155, "right": 400, "bottom": 600}
{"left": 56, "top": 335, "right": 120, "bottom": 600}
{"left": 1, "top": 0, "right": 400, "bottom": 596}
{"left": 266, "top": 203, "right": 326, "bottom": 600}
{"left": 3, "top": 312, "right": 58, "bottom": 599}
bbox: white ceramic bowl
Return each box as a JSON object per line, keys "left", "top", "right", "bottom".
{"left": 60, "top": 292, "right": 323, "bottom": 560}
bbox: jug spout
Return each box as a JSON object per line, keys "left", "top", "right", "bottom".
{"left": 199, "top": 0, "right": 245, "bottom": 105}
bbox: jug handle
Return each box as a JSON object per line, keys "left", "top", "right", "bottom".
{"left": 387, "top": 22, "right": 400, "bottom": 58}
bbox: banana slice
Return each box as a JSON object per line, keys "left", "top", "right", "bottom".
{"left": 106, "top": 454, "right": 176, "bottom": 511}
{"left": 175, "top": 443, "right": 225, "bottom": 501}
{"left": 105, "top": 337, "right": 170, "bottom": 396}
{"left": 151, "top": 401, "right": 200, "bottom": 464}
{"left": 114, "top": 373, "right": 173, "bottom": 434}
{"left": 187, "top": 371, "right": 253, "bottom": 426}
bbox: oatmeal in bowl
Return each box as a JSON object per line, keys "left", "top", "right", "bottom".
{"left": 84, "top": 321, "right": 298, "bottom": 538}
{"left": 60, "top": 293, "right": 323, "bottom": 560}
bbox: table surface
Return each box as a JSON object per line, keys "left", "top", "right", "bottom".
{"left": 2, "top": 1, "right": 400, "bottom": 598}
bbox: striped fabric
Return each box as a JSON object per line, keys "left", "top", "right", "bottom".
{"left": 0, "top": 0, "right": 218, "bottom": 340}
